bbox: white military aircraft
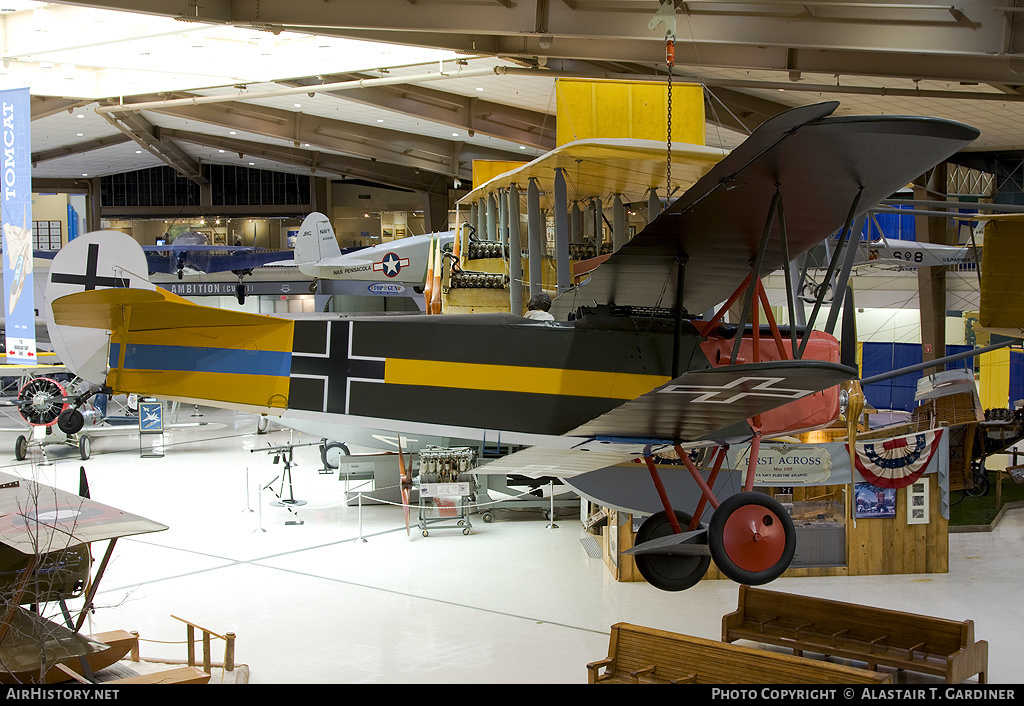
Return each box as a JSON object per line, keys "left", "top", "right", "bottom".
{"left": 294, "top": 212, "right": 453, "bottom": 297}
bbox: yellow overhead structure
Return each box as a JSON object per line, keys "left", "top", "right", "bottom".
{"left": 554, "top": 78, "right": 705, "bottom": 147}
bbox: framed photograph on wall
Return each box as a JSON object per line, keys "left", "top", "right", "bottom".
{"left": 854, "top": 482, "right": 897, "bottom": 519}
{"left": 907, "top": 479, "right": 930, "bottom": 525}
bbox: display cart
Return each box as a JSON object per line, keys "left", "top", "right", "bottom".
{"left": 417, "top": 446, "right": 477, "bottom": 536}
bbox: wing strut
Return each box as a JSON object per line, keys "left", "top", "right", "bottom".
{"left": 798, "top": 186, "right": 864, "bottom": 358}
{"left": 730, "top": 190, "right": 781, "bottom": 366}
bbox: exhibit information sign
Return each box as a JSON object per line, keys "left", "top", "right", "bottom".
{"left": 0, "top": 86, "right": 34, "bottom": 364}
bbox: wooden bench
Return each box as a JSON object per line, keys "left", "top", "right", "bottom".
{"left": 587, "top": 622, "right": 892, "bottom": 684}
{"left": 108, "top": 666, "right": 211, "bottom": 684}
{"left": 722, "top": 585, "right": 988, "bottom": 683}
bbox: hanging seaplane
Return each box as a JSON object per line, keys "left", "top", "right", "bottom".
{"left": 40, "top": 102, "right": 979, "bottom": 592}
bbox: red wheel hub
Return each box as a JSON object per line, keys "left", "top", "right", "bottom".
{"left": 720, "top": 504, "right": 787, "bottom": 572}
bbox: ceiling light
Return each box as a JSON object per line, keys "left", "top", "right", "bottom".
{"left": 81, "top": 173, "right": 87, "bottom": 176}
{"left": 135, "top": 150, "right": 142, "bottom": 154}
{"left": 248, "top": 162, "right": 255, "bottom": 165}
{"left": 452, "top": 132, "right": 459, "bottom": 137}
{"left": 76, "top": 133, "right": 83, "bottom": 137}
{"left": 475, "top": 87, "right": 484, "bottom": 92}
{"left": 376, "top": 119, "right": 384, "bottom": 123}
{"left": 75, "top": 114, "right": 84, "bottom": 119}
{"left": 293, "top": 103, "right": 301, "bottom": 108}
{"left": 229, "top": 131, "right": 236, "bottom": 135}
{"left": 519, "top": 145, "right": 526, "bottom": 149}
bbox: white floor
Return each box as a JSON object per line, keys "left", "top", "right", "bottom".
{"left": 0, "top": 406, "right": 1017, "bottom": 684}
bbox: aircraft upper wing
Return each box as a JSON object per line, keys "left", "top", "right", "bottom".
{"left": 459, "top": 138, "right": 726, "bottom": 208}
{"left": 142, "top": 246, "right": 294, "bottom": 275}
{"left": 0, "top": 471, "right": 167, "bottom": 554}
{"left": 551, "top": 102, "right": 980, "bottom": 319}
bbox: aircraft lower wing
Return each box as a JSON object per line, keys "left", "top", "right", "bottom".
{"left": 567, "top": 359, "right": 857, "bottom": 442}
{"left": 0, "top": 607, "right": 109, "bottom": 674}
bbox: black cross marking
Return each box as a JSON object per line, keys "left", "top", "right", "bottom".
{"left": 50, "top": 243, "right": 130, "bottom": 290}
{"left": 289, "top": 320, "right": 384, "bottom": 414}
{"left": 658, "top": 376, "right": 808, "bottom": 404}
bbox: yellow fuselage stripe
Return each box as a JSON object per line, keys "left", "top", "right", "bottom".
{"left": 110, "top": 369, "right": 290, "bottom": 409}
{"left": 384, "top": 358, "right": 670, "bottom": 400}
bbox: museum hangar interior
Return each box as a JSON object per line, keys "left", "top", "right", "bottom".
{"left": 0, "top": 0, "right": 1022, "bottom": 686}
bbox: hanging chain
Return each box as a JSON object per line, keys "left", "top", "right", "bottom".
{"left": 666, "top": 34, "right": 675, "bottom": 196}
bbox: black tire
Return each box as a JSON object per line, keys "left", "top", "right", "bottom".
{"left": 708, "top": 492, "right": 796, "bottom": 586}
{"left": 320, "top": 441, "right": 350, "bottom": 469}
{"left": 79, "top": 435, "right": 91, "bottom": 461}
{"left": 633, "top": 510, "right": 711, "bottom": 592}
{"left": 57, "top": 408, "right": 85, "bottom": 435}
{"left": 14, "top": 435, "right": 27, "bottom": 461}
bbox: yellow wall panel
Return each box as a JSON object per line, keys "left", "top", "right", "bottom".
{"left": 555, "top": 78, "right": 704, "bottom": 147}
{"left": 979, "top": 347, "right": 1010, "bottom": 410}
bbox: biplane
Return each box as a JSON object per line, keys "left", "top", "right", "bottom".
{"left": 41, "top": 102, "right": 979, "bottom": 592}
{"left": 0, "top": 469, "right": 166, "bottom": 682}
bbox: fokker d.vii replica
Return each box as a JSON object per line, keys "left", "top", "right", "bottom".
{"left": 43, "top": 102, "right": 979, "bottom": 592}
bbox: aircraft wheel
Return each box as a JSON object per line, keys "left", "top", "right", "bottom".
{"left": 481, "top": 511, "right": 493, "bottom": 523}
{"left": 633, "top": 510, "right": 711, "bottom": 592}
{"left": 708, "top": 492, "right": 796, "bottom": 586}
{"left": 57, "top": 408, "right": 85, "bottom": 435}
{"left": 79, "top": 435, "right": 91, "bottom": 461}
{"left": 966, "top": 472, "right": 990, "bottom": 497}
{"left": 320, "top": 441, "right": 350, "bottom": 469}
{"left": 14, "top": 435, "right": 27, "bottom": 461}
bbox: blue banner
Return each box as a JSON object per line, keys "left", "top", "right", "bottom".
{"left": 0, "top": 87, "right": 35, "bottom": 363}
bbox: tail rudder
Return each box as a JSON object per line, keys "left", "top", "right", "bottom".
{"left": 295, "top": 212, "right": 340, "bottom": 270}
{"left": 44, "top": 230, "right": 155, "bottom": 386}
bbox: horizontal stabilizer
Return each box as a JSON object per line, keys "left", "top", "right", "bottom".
{"left": 51, "top": 286, "right": 285, "bottom": 331}
{"left": 51, "top": 286, "right": 295, "bottom": 409}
